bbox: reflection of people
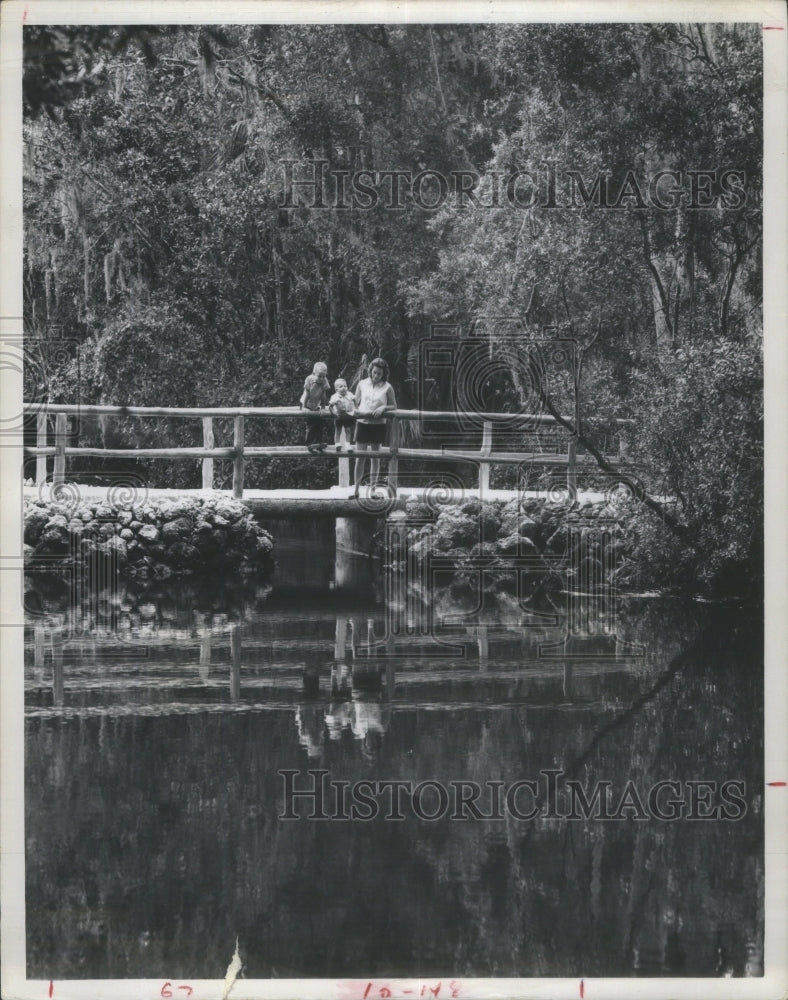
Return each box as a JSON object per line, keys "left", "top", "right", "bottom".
{"left": 351, "top": 696, "right": 385, "bottom": 740}
{"left": 299, "top": 361, "right": 330, "bottom": 453}
{"left": 330, "top": 661, "right": 352, "bottom": 697}
{"left": 293, "top": 616, "right": 393, "bottom": 757}
{"left": 329, "top": 378, "right": 356, "bottom": 450}
{"left": 302, "top": 662, "right": 321, "bottom": 699}
{"left": 295, "top": 705, "right": 325, "bottom": 758}
{"left": 351, "top": 651, "right": 388, "bottom": 761}
{"left": 326, "top": 663, "right": 353, "bottom": 740}
{"left": 354, "top": 357, "right": 396, "bottom": 492}
{"left": 296, "top": 661, "right": 324, "bottom": 756}
{"left": 351, "top": 694, "right": 386, "bottom": 760}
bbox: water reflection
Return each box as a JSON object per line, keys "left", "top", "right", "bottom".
{"left": 294, "top": 616, "right": 395, "bottom": 760}
{"left": 23, "top": 573, "right": 763, "bottom": 980}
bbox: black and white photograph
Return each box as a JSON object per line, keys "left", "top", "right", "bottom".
{"left": 1, "top": 2, "right": 786, "bottom": 998}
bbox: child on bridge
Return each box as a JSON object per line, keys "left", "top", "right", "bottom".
{"left": 329, "top": 378, "right": 356, "bottom": 451}
{"left": 299, "top": 361, "right": 330, "bottom": 453}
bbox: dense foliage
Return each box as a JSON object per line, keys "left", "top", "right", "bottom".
{"left": 23, "top": 23, "right": 762, "bottom": 593}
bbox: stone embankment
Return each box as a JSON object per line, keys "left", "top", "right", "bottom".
{"left": 24, "top": 488, "right": 632, "bottom": 587}
{"left": 392, "top": 493, "right": 633, "bottom": 592}
{"left": 24, "top": 494, "right": 274, "bottom": 580}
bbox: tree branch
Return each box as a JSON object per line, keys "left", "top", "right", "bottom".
{"left": 533, "top": 375, "right": 691, "bottom": 539}
{"left": 226, "top": 65, "right": 288, "bottom": 115}
{"left": 428, "top": 27, "right": 448, "bottom": 116}
{"left": 638, "top": 213, "right": 673, "bottom": 343}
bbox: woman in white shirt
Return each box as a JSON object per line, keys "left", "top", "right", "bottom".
{"left": 353, "top": 357, "right": 397, "bottom": 494}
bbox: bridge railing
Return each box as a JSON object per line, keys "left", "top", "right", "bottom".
{"left": 23, "top": 403, "right": 632, "bottom": 499}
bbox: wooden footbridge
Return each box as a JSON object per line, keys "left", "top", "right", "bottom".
{"left": 25, "top": 403, "right": 631, "bottom": 508}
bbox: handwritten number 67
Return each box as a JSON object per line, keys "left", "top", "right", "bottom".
{"left": 161, "top": 984, "right": 193, "bottom": 998}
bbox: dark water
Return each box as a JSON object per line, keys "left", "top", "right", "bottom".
{"left": 24, "top": 527, "right": 763, "bottom": 980}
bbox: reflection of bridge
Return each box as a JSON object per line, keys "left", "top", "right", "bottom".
{"left": 25, "top": 402, "right": 632, "bottom": 499}
{"left": 25, "top": 606, "right": 648, "bottom": 726}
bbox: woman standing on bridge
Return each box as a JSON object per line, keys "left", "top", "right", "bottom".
{"left": 353, "top": 357, "right": 397, "bottom": 496}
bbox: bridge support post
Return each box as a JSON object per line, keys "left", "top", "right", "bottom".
{"left": 335, "top": 516, "right": 376, "bottom": 594}
{"left": 233, "top": 415, "right": 245, "bottom": 499}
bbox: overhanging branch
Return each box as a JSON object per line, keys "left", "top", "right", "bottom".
{"left": 533, "top": 379, "right": 691, "bottom": 540}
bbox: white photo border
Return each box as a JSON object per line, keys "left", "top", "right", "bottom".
{"left": 2, "top": 2, "right": 786, "bottom": 998}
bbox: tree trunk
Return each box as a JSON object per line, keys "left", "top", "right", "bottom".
{"left": 719, "top": 249, "right": 743, "bottom": 338}
{"left": 638, "top": 214, "right": 673, "bottom": 350}
{"left": 82, "top": 232, "right": 91, "bottom": 318}
{"left": 271, "top": 237, "right": 286, "bottom": 374}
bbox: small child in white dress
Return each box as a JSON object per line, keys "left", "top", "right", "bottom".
{"left": 328, "top": 378, "right": 356, "bottom": 450}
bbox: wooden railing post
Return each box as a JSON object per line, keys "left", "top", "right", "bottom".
{"left": 567, "top": 434, "right": 577, "bottom": 493}
{"left": 202, "top": 417, "right": 214, "bottom": 490}
{"left": 388, "top": 416, "right": 399, "bottom": 492}
{"left": 338, "top": 452, "right": 350, "bottom": 488}
{"left": 36, "top": 410, "right": 47, "bottom": 486}
{"left": 337, "top": 417, "right": 350, "bottom": 488}
{"left": 53, "top": 412, "right": 67, "bottom": 488}
{"left": 478, "top": 420, "right": 492, "bottom": 496}
{"left": 233, "top": 415, "right": 245, "bottom": 499}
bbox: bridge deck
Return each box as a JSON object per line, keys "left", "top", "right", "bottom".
{"left": 25, "top": 485, "right": 610, "bottom": 517}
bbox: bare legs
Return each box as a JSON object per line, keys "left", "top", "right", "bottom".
{"left": 354, "top": 443, "right": 381, "bottom": 488}
{"left": 334, "top": 420, "right": 354, "bottom": 451}
{"left": 369, "top": 448, "right": 381, "bottom": 486}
